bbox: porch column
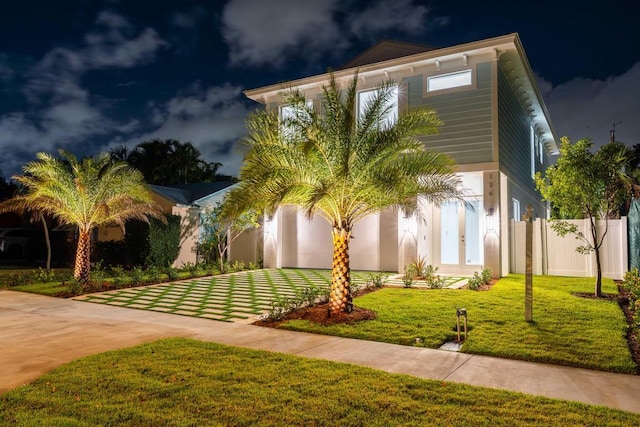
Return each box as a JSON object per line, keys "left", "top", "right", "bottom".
{"left": 483, "top": 171, "right": 500, "bottom": 277}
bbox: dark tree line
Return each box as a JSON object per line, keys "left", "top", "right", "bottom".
{"left": 0, "top": 173, "right": 18, "bottom": 201}
{"left": 110, "top": 139, "right": 234, "bottom": 186}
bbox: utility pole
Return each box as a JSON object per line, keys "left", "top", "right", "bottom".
{"left": 610, "top": 121, "right": 622, "bottom": 143}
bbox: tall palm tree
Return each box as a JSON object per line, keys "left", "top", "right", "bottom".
{"left": 225, "top": 73, "right": 463, "bottom": 315}
{"left": 0, "top": 150, "right": 164, "bottom": 283}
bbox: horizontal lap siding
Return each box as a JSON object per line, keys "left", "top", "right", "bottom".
{"left": 406, "top": 62, "right": 493, "bottom": 164}
{"left": 497, "top": 66, "right": 535, "bottom": 192}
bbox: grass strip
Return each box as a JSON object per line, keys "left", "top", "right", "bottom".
{"left": 279, "top": 275, "right": 636, "bottom": 373}
{"left": 0, "top": 338, "right": 634, "bottom": 426}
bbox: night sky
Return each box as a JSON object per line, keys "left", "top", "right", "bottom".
{"left": 1, "top": 0, "right": 638, "bottom": 178}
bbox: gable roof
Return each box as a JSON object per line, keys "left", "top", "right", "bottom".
{"left": 150, "top": 181, "right": 237, "bottom": 206}
{"left": 339, "top": 40, "right": 436, "bottom": 69}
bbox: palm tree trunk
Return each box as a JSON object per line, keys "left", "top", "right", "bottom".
{"left": 74, "top": 230, "right": 91, "bottom": 283}
{"left": 39, "top": 213, "right": 51, "bottom": 270}
{"left": 329, "top": 228, "right": 352, "bottom": 315}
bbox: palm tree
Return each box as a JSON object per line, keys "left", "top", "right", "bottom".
{"left": 225, "top": 73, "right": 463, "bottom": 315}
{"left": 0, "top": 150, "right": 164, "bottom": 283}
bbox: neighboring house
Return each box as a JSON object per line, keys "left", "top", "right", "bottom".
{"left": 244, "top": 34, "right": 559, "bottom": 277}
{"left": 97, "top": 181, "right": 262, "bottom": 268}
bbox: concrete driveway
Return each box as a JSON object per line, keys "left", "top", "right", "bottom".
{"left": 2, "top": 289, "right": 640, "bottom": 414}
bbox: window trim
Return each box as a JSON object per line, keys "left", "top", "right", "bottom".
{"left": 426, "top": 69, "right": 473, "bottom": 93}
{"left": 357, "top": 85, "right": 398, "bottom": 129}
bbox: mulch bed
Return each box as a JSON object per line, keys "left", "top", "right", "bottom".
{"left": 254, "top": 304, "right": 377, "bottom": 327}
{"left": 254, "top": 285, "right": 381, "bottom": 327}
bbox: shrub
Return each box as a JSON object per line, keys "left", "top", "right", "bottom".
{"left": 67, "top": 279, "right": 83, "bottom": 296}
{"left": 181, "top": 262, "right": 199, "bottom": 278}
{"left": 423, "top": 265, "right": 445, "bottom": 289}
{"left": 622, "top": 269, "right": 640, "bottom": 326}
{"left": 166, "top": 267, "right": 180, "bottom": 281}
{"left": 33, "top": 267, "right": 57, "bottom": 283}
{"left": 129, "top": 266, "right": 145, "bottom": 285}
{"left": 467, "top": 272, "right": 483, "bottom": 290}
{"left": 248, "top": 261, "right": 261, "bottom": 271}
{"left": 368, "top": 273, "right": 387, "bottom": 288}
{"left": 146, "top": 266, "right": 162, "bottom": 282}
{"left": 481, "top": 267, "right": 493, "bottom": 284}
{"left": 109, "top": 265, "right": 125, "bottom": 277}
{"left": 146, "top": 215, "right": 181, "bottom": 268}
{"left": 408, "top": 255, "right": 429, "bottom": 279}
{"left": 402, "top": 266, "right": 415, "bottom": 288}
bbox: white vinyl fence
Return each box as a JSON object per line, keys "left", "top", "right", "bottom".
{"left": 509, "top": 217, "right": 628, "bottom": 280}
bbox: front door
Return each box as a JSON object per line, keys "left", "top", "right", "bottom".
{"left": 437, "top": 199, "right": 484, "bottom": 274}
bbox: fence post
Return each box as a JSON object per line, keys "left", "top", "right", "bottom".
{"left": 524, "top": 204, "right": 533, "bottom": 322}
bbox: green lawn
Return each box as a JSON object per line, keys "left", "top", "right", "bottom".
{"left": 0, "top": 338, "right": 635, "bottom": 426}
{"left": 280, "top": 275, "right": 636, "bottom": 373}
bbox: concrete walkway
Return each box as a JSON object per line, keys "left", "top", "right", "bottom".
{"left": 2, "top": 290, "right": 640, "bottom": 414}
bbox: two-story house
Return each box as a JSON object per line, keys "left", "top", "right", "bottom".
{"left": 244, "top": 33, "right": 559, "bottom": 277}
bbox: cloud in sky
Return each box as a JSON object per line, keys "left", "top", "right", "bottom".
{"left": 348, "top": 0, "right": 429, "bottom": 38}
{"left": 541, "top": 61, "right": 640, "bottom": 147}
{"left": 108, "top": 83, "right": 253, "bottom": 177}
{"left": 0, "top": 11, "right": 167, "bottom": 175}
{"left": 221, "top": 0, "right": 442, "bottom": 67}
{"left": 222, "top": 0, "right": 343, "bottom": 67}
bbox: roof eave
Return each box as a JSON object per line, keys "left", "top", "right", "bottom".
{"left": 244, "top": 33, "right": 521, "bottom": 103}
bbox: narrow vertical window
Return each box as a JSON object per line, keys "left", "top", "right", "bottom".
{"left": 530, "top": 125, "right": 535, "bottom": 178}
{"left": 357, "top": 86, "right": 398, "bottom": 128}
{"left": 512, "top": 198, "right": 521, "bottom": 221}
{"left": 538, "top": 136, "right": 544, "bottom": 164}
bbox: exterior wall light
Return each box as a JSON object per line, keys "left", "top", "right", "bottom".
{"left": 485, "top": 207, "right": 496, "bottom": 233}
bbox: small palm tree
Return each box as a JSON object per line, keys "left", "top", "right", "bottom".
{"left": 225, "top": 73, "right": 463, "bottom": 315}
{"left": 0, "top": 150, "right": 164, "bottom": 283}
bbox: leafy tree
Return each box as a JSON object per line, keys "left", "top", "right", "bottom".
{"left": 535, "top": 137, "right": 632, "bottom": 297}
{"left": 111, "top": 139, "right": 229, "bottom": 185}
{"left": 0, "top": 173, "right": 18, "bottom": 201}
{"left": 198, "top": 201, "right": 260, "bottom": 272}
{"left": 0, "top": 150, "right": 164, "bottom": 283}
{"left": 224, "top": 73, "right": 462, "bottom": 315}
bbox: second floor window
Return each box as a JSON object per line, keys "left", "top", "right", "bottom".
{"left": 279, "top": 100, "right": 313, "bottom": 139}
{"left": 427, "top": 69, "right": 472, "bottom": 92}
{"left": 357, "top": 85, "right": 398, "bottom": 129}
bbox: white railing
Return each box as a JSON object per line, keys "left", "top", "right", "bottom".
{"left": 509, "top": 217, "right": 628, "bottom": 280}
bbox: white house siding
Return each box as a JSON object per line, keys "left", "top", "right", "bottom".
{"left": 264, "top": 205, "right": 399, "bottom": 272}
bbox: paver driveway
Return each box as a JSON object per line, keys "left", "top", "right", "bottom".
{"left": 75, "top": 269, "right": 373, "bottom": 323}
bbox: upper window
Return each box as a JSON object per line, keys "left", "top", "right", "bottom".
{"left": 279, "top": 100, "right": 313, "bottom": 139}
{"left": 427, "top": 69, "right": 472, "bottom": 92}
{"left": 530, "top": 125, "right": 535, "bottom": 179}
{"left": 357, "top": 85, "right": 398, "bottom": 129}
{"left": 538, "top": 137, "right": 544, "bottom": 164}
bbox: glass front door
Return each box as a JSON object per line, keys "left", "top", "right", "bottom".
{"left": 438, "top": 200, "right": 484, "bottom": 273}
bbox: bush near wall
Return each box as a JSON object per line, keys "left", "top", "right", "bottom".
{"left": 146, "top": 215, "right": 181, "bottom": 268}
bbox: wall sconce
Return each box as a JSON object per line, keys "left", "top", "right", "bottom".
{"left": 401, "top": 210, "right": 417, "bottom": 234}
{"left": 264, "top": 214, "right": 275, "bottom": 235}
{"left": 485, "top": 208, "right": 496, "bottom": 233}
